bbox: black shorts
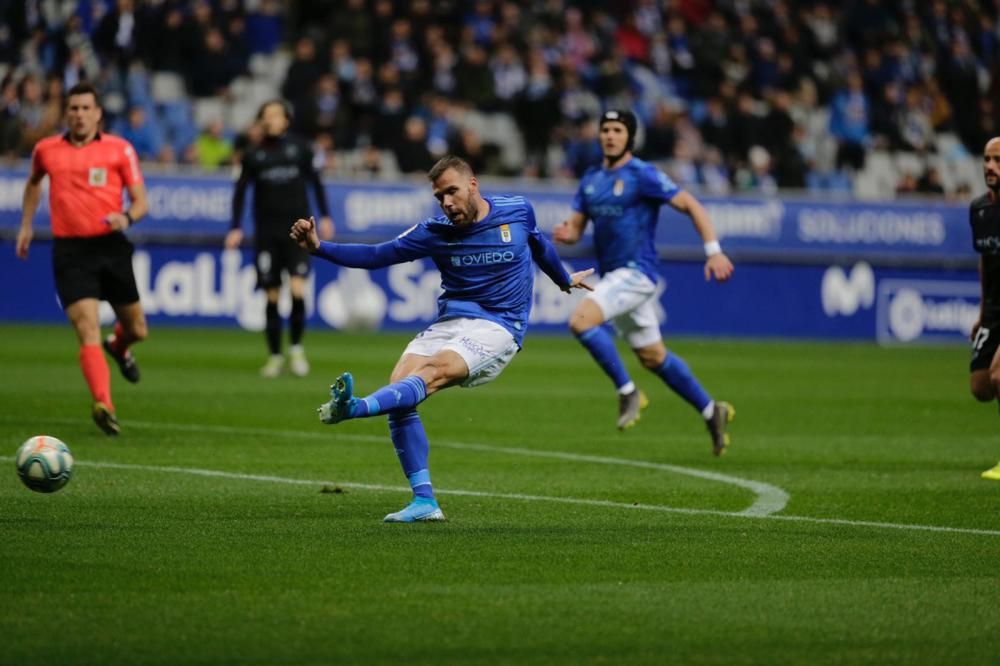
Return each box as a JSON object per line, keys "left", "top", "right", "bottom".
{"left": 52, "top": 233, "right": 140, "bottom": 307}
{"left": 255, "top": 235, "right": 310, "bottom": 289}
{"left": 970, "top": 316, "right": 1000, "bottom": 372}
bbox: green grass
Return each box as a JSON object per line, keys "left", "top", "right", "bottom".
{"left": 1, "top": 324, "right": 998, "bottom": 665}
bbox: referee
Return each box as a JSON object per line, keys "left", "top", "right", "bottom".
{"left": 16, "top": 82, "right": 149, "bottom": 436}
{"left": 226, "top": 99, "right": 334, "bottom": 377}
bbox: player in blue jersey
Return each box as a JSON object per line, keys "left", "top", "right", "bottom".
{"left": 289, "top": 155, "right": 594, "bottom": 521}
{"left": 554, "top": 109, "right": 736, "bottom": 455}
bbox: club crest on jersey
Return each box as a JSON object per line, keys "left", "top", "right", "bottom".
{"left": 88, "top": 167, "right": 107, "bottom": 187}
{"left": 613, "top": 179, "right": 625, "bottom": 196}
{"left": 500, "top": 224, "right": 512, "bottom": 243}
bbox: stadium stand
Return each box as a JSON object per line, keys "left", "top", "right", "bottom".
{"left": 0, "top": 0, "right": 996, "bottom": 199}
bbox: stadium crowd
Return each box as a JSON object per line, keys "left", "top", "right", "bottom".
{"left": 1, "top": 0, "right": 998, "bottom": 197}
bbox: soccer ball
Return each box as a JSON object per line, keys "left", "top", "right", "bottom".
{"left": 15, "top": 435, "right": 74, "bottom": 493}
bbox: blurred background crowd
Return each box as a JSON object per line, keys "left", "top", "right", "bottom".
{"left": 1, "top": 0, "right": 998, "bottom": 199}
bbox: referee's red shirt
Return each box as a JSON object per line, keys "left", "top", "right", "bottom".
{"left": 31, "top": 132, "right": 144, "bottom": 238}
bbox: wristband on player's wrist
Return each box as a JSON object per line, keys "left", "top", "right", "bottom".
{"left": 704, "top": 240, "right": 722, "bottom": 257}
{"left": 124, "top": 211, "right": 134, "bottom": 227}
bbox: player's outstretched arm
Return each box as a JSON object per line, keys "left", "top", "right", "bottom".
{"left": 290, "top": 216, "right": 414, "bottom": 269}
{"left": 668, "top": 190, "right": 734, "bottom": 282}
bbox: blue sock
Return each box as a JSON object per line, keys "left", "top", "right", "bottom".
{"left": 653, "top": 353, "right": 712, "bottom": 413}
{"left": 576, "top": 326, "right": 631, "bottom": 391}
{"left": 388, "top": 409, "right": 434, "bottom": 499}
{"left": 350, "top": 376, "right": 428, "bottom": 418}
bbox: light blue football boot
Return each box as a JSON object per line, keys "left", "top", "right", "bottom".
{"left": 383, "top": 497, "right": 446, "bottom": 523}
{"left": 317, "top": 372, "right": 358, "bottom": 424}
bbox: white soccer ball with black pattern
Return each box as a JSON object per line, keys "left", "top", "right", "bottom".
{"left": 15, "top": 435, "right": 74, "bottom": 493}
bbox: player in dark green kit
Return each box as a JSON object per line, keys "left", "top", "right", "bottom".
{"left": 969, "top": 137, "right": 1000, "bottom": 480}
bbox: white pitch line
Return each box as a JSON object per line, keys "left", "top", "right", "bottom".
{"left": 424, "top": 440, "right": 789, "bottom": 517}
{"left": 6, "top": 457, "right": 999, "bottom": 537}
{"left": 103, "top": 418, "right": 789, "bottom": 517}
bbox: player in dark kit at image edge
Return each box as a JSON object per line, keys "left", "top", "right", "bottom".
{"left": 970, "top": 136, "right": 1000, "bottom": 481}
{"left": 227, "top": 99, "right": 334, "bottom": 378}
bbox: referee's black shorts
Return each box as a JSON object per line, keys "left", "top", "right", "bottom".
{"left": 52, "top": 232, "right": 140, "bottom": 307}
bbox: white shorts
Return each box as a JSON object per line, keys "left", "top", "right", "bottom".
{"left": 585, "top": 267, "right": 662, "bottom": 348}
{"left": 402, "top": 317, "right": 519, "bottom": 388}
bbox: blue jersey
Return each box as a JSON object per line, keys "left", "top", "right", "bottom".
{"left": 571, "top": 157, "right": 680, "bottom": 280}
{"left": 314, "top": 195, "right": 571, "bottom": 346}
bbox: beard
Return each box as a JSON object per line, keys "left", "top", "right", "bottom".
{"left": 447, "top": 191, "right": 478, "bottom": 224}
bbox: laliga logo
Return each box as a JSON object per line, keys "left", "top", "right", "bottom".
{"left": 886, "top": 288, "right": 925, "bottom": 342}
{"left": 886, "top": 287, "right": 979, "bottom": 343}
{"left": 821, "top": 262, "right": 875, "bottom": 317}
{"left": 100, "top": 250, "right": 311, "bottom": 330}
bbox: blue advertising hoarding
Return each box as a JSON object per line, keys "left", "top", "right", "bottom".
{"left": 0, "top": 240, "right": 979, "bottom": 345}
{"left": 0, "top": 168, "right": 975, "bottom": 261}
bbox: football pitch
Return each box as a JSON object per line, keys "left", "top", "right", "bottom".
{"left": 1, "top": 323, "right": 998, "bottom": 665}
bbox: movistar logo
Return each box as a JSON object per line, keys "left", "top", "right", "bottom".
{"left": 450, "top": 250, "right": 515, "bottom": 267}
{"left": 822, "top": 262, "right": 874, "bottom": 317}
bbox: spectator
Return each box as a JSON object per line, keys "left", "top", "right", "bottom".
{"left": 517, "top": 50, "right": 558, "bottom": 176}
{"left": 193, "top": 118, "right": 233, "bottom": 169}
{"left": 394, "top": 115, "right": 433, "bottom": 174}
{"left": 563, "top": 117, "right": 602, "bottom": 178}
{"left": 491, "top": 43, "right": 526, "bottom": 112}
{"left": 372, "top": 87, "right": 407, "bottom": 151}
{"left": 17, "top": 75, "right": 61, "bottom": 153}
{"left": 916, "top": 166, "right": 946, "bottom": 195}
{"left": 147, "top": 5, "right": 185, "bottom": 73}
{"left": 282, "top": 36, "right": 322, "bottom": 110}
{"left": 93, "top": 0, "right": 138, "bottom": 70}
{"left": 829, "top": 71, "right": 870, "bottom": 171}
{"left": 454, "top": 44, "right": 494, "bottom": 110}
{"left": 190, "top": 28, "right": 238, "bottom": 98}
{"left": 558, "top": 69, "right": 601, "bottom": 125}
{"left": 302, "top": 74, "right": 353, "bottom": 149}
{"left": 641, "top": 100, "right": 677, "bottom": 162}
{"left": 115, "top": 105, "right": 170, "bottom": 163}
{"left": 940, "top": 38, "right": 982, "bottom": 153}
{"left": 898, "top": 84, "right": 935, "bottom": 154}
{"left": 0, "top": 76, "right": 21, "bottom": 159}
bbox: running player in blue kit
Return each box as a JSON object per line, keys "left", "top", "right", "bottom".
{"left": 289, "top": 156, "right": 594, "bottom": 521}
{"left": 554, "top": 110, "right": 736, "bottom": 455}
